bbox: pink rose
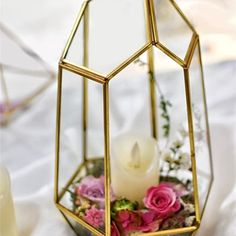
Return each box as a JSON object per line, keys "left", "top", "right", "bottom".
{"left": 76, "top": 175, "right": 115, "bottom": 208}
{"left": 115, "top": 210, "right": 162, "bottom": 234}
{"left": 143, "top": 184, "right": 181, "bottom": 218}
{"left": 139, "top": 210, "right": 162, "bottom": 232}
{"left": 111, "top": 221, "right": 120, "bottom": 236}
{"left": 83, "top": 207, "right": 104, "bottom": 228}
{"left": 115, "top": 210, "right": 141, "bottom": 234}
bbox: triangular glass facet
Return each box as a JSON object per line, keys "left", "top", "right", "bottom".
{"left": 65, "top": 0, "right": 148, "bottom": 75}
{"left": 154, "top": 0, "right": 194, "bottom": 61}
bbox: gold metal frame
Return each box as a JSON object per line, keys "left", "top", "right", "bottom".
{"left": 0, "top": 23, "right": 55, "bottom": 126}
{"left": 54, "top": 0, "right": 214, "bottom": 235}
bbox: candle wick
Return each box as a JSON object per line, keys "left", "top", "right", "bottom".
{"left": 129, "top": 142, "right": 141, "bottom": 169}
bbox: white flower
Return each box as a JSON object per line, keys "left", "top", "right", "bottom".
{"left": 171, "top": 138, "right": 184, "bottom": 149}
{"left": 185, "top": 216, "right": 196, "bottom": 227}
{"left": 161, "top": 150, "right": 173, "bottom": 163}
{"left": 179, "top": 152, "right": 191, "bottom": 170}
{"left": 184, "top": 203, "right": 195, "bottom": 214}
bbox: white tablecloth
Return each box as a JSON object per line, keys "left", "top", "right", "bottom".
{"left": 1, "top": 0, "right": 236, "bottom": 235}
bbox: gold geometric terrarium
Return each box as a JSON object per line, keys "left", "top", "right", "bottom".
{"left": 54, "top": 0, "right": 213, "bottom": 235}
{"left": 0, "top": 23, "right": 55, "bottom": 126}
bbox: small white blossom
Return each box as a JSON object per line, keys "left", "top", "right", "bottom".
{"left": 172, "top": 138, "right": 184, "bottom": 149}
{"left": 179, "top": 152, "right": 191, "bottom": 170}
{"left": 161, "top": 150, "right": 173, "bottom": 163}
{"left": 184, "top": 203, "right": 195, "bottom": 214}
{"left": 185, "top": 216, "right": 196, "bottom": 227}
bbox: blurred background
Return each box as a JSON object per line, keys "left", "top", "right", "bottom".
{"left": 0, "top": 0, "right": 236, "bottom": 235}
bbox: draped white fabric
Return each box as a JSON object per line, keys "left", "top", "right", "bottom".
{"left": 1, "top": 0, "right": 236, "bottom": 235}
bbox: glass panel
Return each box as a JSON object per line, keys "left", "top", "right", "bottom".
{"left": 65, "top": 214, "right": 96, "bottom": 236}
{"left": 66, "top": 0, "right": 147, "bottom": 75}
{"left": 65, "top": 16, "right": 84, "bottom": 67}
{"left": 154, "top": 0, "right": 194, "bottom": 60}
{"left": 109, "top": 57, "right": 151, "bottom": 138}
{"left": 188, "top": 43, "right": 212, "bottom": 214}
{"left": 58, "top": 69, "right": 105, "bottom": 235}
{"left": 87, "top": 80, "right": 104, "bottom": 158}
{"left": 58, "top": 69, "right": 83, "bottom": 203}
{"left": 153, "top": 47, "right": 196, "bottom": 231}
{"left": 108, "top": 48, "right": 196, "bottom": 235}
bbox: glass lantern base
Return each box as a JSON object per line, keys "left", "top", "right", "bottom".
{"left": 56, "top": 158, "right": 197, "bottom": 236}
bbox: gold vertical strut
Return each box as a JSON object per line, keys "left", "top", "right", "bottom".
{"left": 145, "top": 0, "right": 158, "bottom": 139}
{"left": 82, "top": 4, "right": 89, "bottom": 163}
{"left": 147, "top": 0, "right": 159, "bottom": 42}
{"left": 144, "top": 0, "right": 153, "bottom": 43}
{"left": 54, "top": 66, "right": 63, "bottom": 203}
{"left": 183, "top": 68, "right": 201, "bottom": 224}
{"left": 103, "top": 82, "right": 111, "bottom": 236}
{"left": 147, "top": 47, "right": 158, "bottom": 139}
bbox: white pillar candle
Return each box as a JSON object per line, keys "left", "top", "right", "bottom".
{"left": 0, "top": 165, "right": 18, "bottom": 236}
{"left": 111, "top": 134, "right": 160, "bottom": 204}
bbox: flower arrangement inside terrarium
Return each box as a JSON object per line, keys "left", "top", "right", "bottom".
{"left": 62, "top": 59, "right": 204, "bottom": 236}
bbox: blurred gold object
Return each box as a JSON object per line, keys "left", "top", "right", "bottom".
{"left": 54, "top": 0, "right": 213, "bottom": 235}
{"left": 0, "top": 23, "right": 55, "bottom": 126}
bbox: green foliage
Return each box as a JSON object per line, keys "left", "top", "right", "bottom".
{"left": 160, "top": 95, "right": 172, "bottom": 138}
{"left": 87, "top": 159, "right": 104, "bottom": 177}
{"left": 111, "top": 198, "right": 139, "bottom": 218}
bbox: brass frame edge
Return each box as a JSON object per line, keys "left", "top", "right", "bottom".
{"left": 56, "top": 203, "right": 104, "bottom": 236}
{"left": 54, "top": 66, "right": 63, "bottom": 203}
{"left": 170, "top": 0, "right": 197, "bottom": 34}
{"left": 103, "top": 82, "right": 111, "bottom": 236}
{"left": 146, "top": 0, "right": 159, "bottom": 43}
{"left": 82, "top": 4, "right": 89, "bottom": 163}
{"left": 59, "top": 210, "right": 79, "bottom": 235}
{"left": 60, "top": 1, "right": 88, "bottom": 60}
{"left": 185, "top": 35, "right": 199, "bottom": 69}
{"left": 58, "top": 162, "right": 85, "bottom": 202}
{"left": 60, "top": 60, "right": 106, "bottom": 84}
{"left": 155, "top": 42, "right": 185, "bottom": 67}
{"left": 138, "top": 226, "right": 197, "bottom": 236}
{"left": 107, "top": 43, "right": 152, "bottom": 80}
{"left": 184, "top": 68, "right": 201, "bottom": 223}
{"left": 147, "top": 46, "right": 158, "bottom": 139}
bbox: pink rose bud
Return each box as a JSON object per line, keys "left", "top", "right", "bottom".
{"left": 143, "top": 184, "right": 181, "bottom": 218}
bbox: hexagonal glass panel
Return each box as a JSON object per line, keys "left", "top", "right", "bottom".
{"left": 108, "top": 48, "right": 196, "bottom": 235}
{"left": 57, "top": 69, "right": 106, "bottom": 235}
{"left": 152, "top": 47, "right": 197, "bottom": 228}
{"left": 65, "top": 0, "right": 147, "bottom": 75}
{"left": 153, "top": 0, "right": 194, "bottom": 61}
{"left": 188, "top": 42, "right": 213, "bottom": 215}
